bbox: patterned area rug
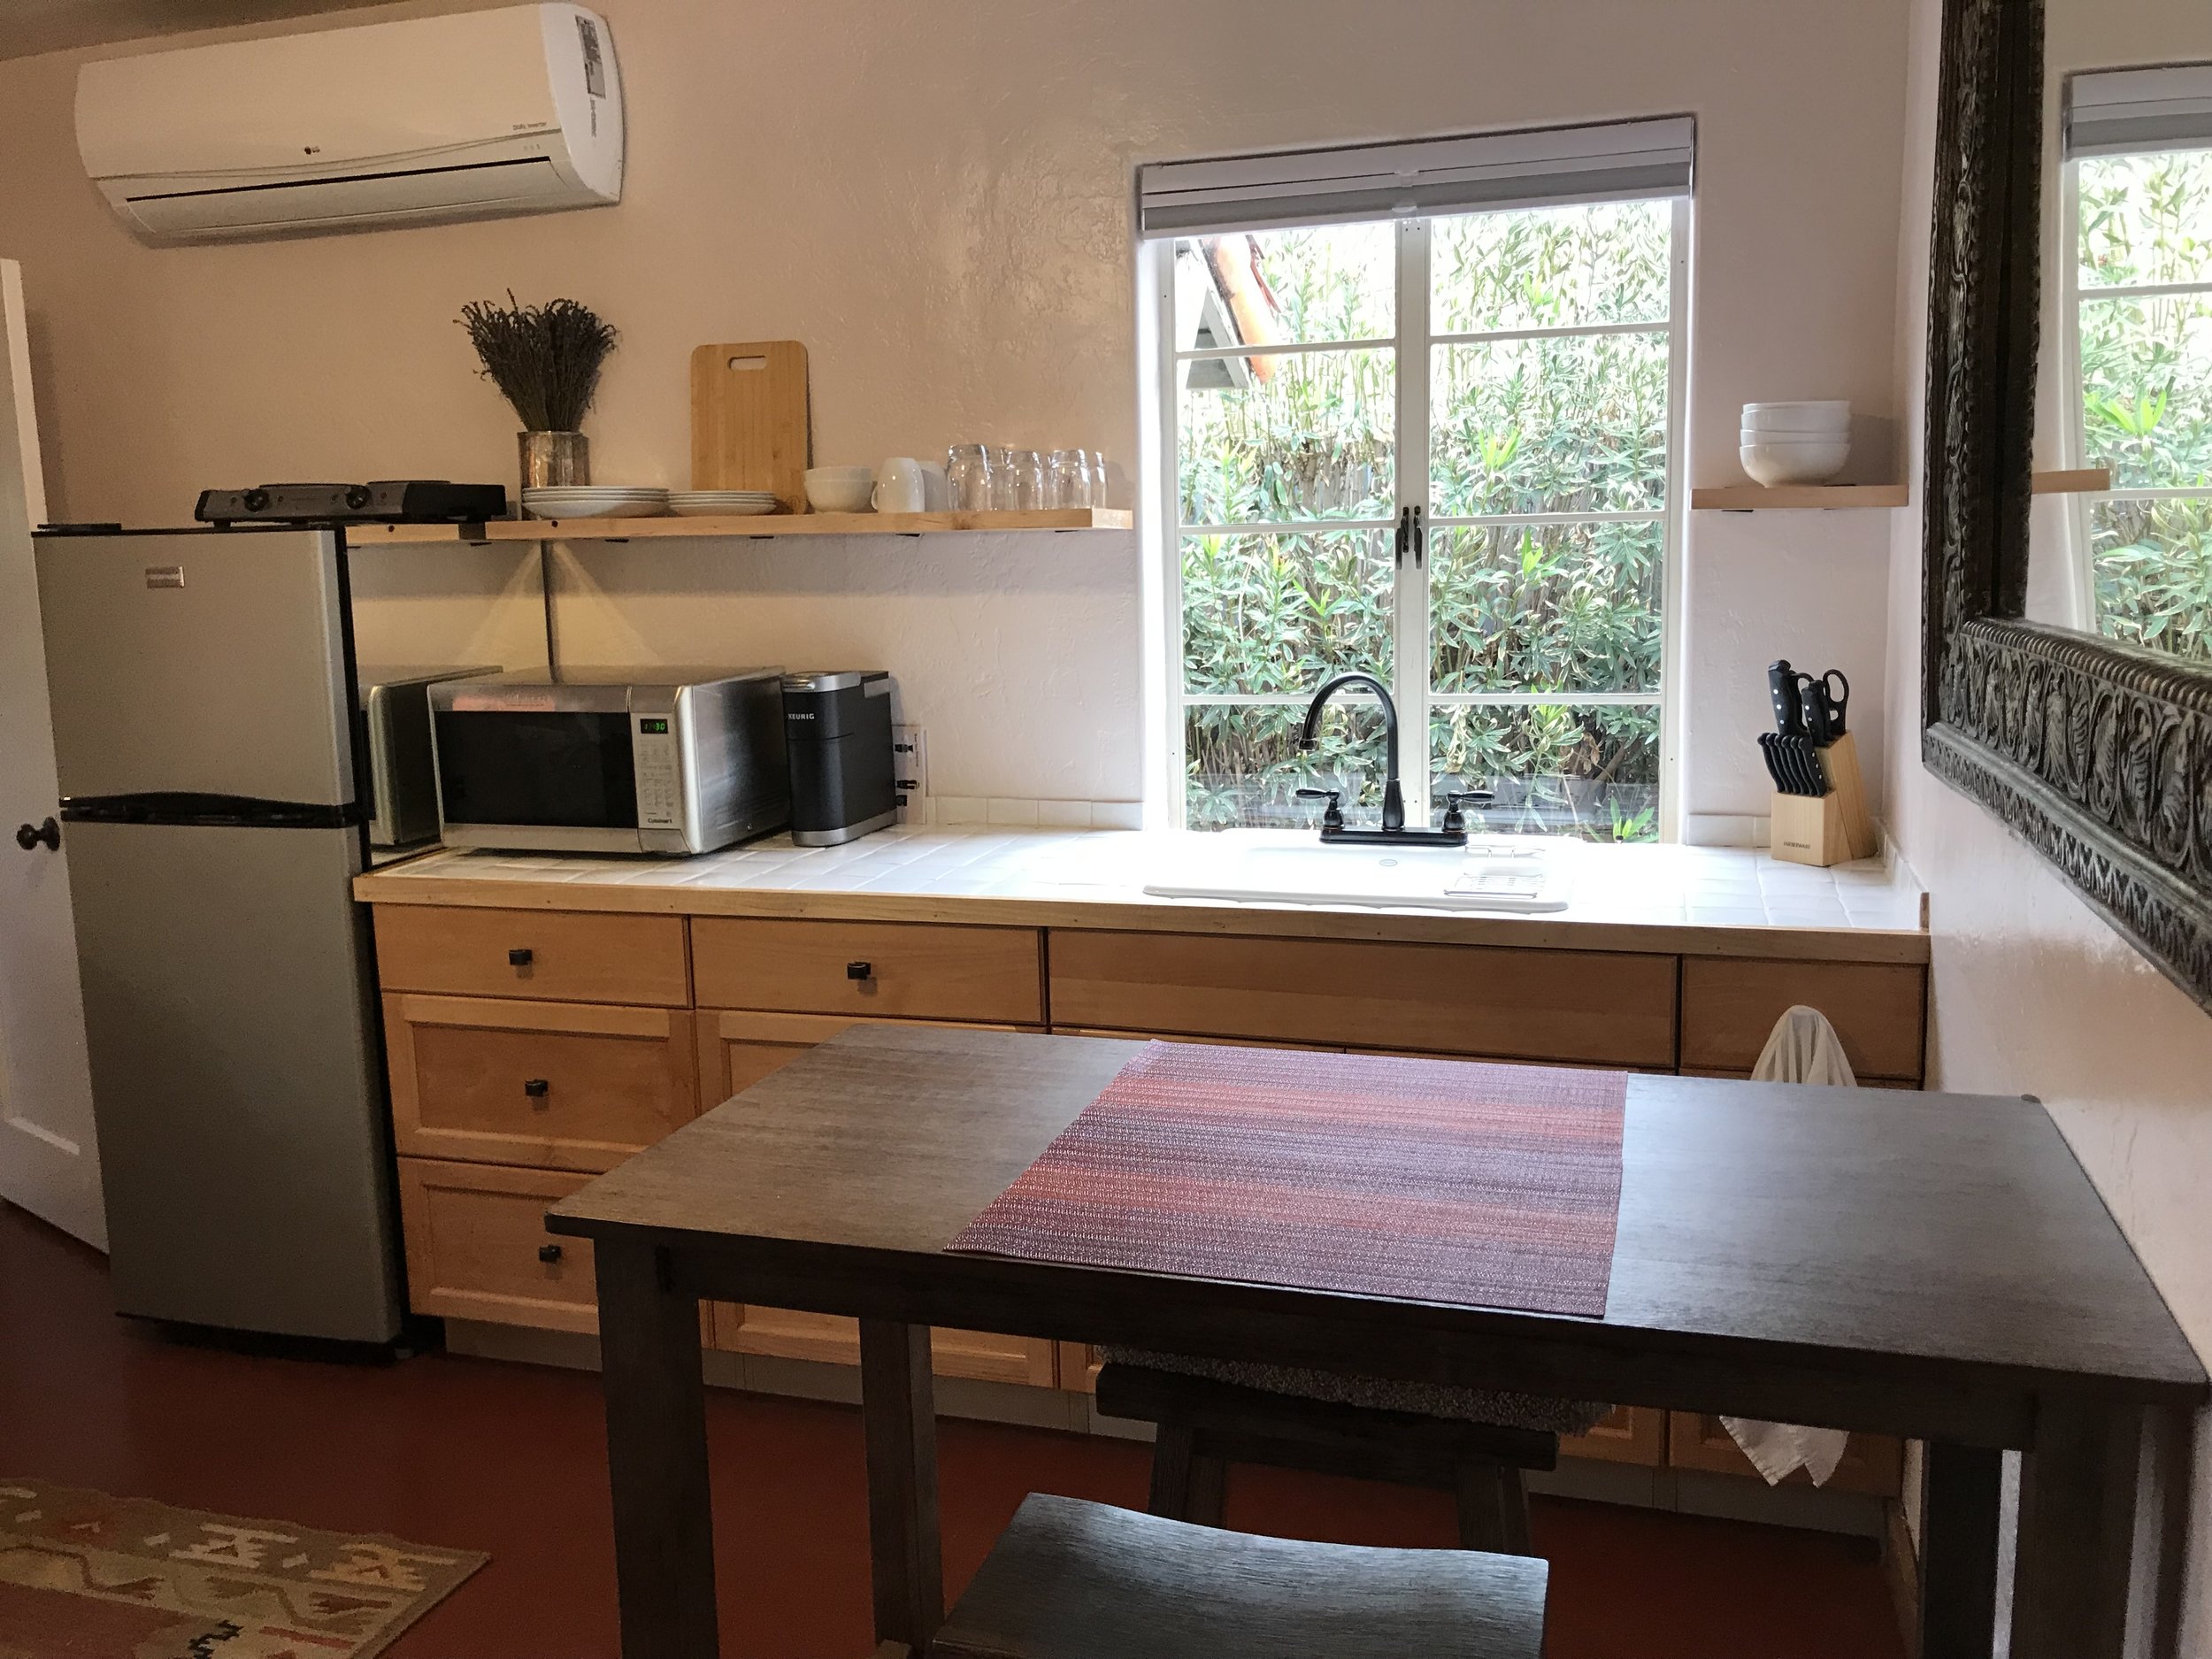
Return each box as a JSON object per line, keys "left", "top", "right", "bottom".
{"left": 0, "top": 1480, "right": 486, "bottom": 1659}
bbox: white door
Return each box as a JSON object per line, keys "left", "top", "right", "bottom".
{"left": 0, "top": 258, "right": 105, "bottom": 1248}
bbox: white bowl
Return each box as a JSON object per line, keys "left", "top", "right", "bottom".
{"left": 804, "top": 466, "right": 877, "bottom": 483}
{"left": 804, "top": 477, "right": 875, "bottom": 513}
{"left": 1742, "top": 401, "right": 1850, "bottom": 434}
{"left": 1740, "top": 439, "right": 1850, "bottom": 487}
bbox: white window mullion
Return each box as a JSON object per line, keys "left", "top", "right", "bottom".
{"left": 1655, "top": 195, "right": 1692, "bottom": 843}
{"left": 1394, "top": 218, "right": 1433, "bottom": 827}
{"left": 1156, "top": 245, "right": 1191, "bottom": 826}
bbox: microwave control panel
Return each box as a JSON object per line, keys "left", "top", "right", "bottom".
{"left": 633, "top": 713, "right": 684, "bottom": 831}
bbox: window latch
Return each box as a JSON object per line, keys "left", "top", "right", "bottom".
{"left": 1394, "top": 506, "right": 1412, "bottom": 568}
{"left": 1412, "top": 503, "right": 1425, "bottom": 570}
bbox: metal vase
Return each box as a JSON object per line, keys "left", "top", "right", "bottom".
{"left": 518, "top": 430, "right": 589, "bottom": 493}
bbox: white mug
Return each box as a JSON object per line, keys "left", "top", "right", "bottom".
{"left": 872, "top": 457, "right": 927, "bottom": 515}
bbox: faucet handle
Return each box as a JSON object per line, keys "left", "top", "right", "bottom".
{"left": 1294, "top": 787, "right": 1345, "bottom": 831}
{"left": 1440, "top": 788, "right": 1494, "bottom": 833}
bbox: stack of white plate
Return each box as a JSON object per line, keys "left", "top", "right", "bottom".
{"left": 1741, "top": 403, "right": 1850, "bottom": 487}
{"left": 520, "top": 486, "right": 671, "bottom": 519}
{"left": 667, "top": 490, "right": 780, "bottom": 518}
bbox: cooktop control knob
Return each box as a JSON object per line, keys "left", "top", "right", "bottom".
{"left": 242, "top": 488, "right": 271, "bottom": 513}
{"left": 344, "top": 486, "right": 372, "bottom": 511}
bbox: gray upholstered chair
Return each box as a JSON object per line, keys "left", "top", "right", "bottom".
{"left": 930, "top": 1492, "right": 1548, "bottom": 1659}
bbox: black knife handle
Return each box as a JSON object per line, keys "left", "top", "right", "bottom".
{"left": 1768, "top": 660, "right": 1805, "bottom": 737}
{"left": 1794, "top": 672, "right": 1834, "bottom": 744}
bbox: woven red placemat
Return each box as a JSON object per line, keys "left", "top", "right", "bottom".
{"left": 948, "top": 1041, "right": 1627, "bottom": 1317}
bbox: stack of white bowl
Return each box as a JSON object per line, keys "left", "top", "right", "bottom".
{"left": 1740, "top": 402, "right": 1851, "bottom": 487}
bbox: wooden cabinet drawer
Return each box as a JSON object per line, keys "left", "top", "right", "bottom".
{"left": 1679, "top": 959, "right": 1925, "bottom": 1080}
{"left": 388, "top": 995, "right": 697, "bottom": 1172}
{"left": 711, "top": 1304, "right": 1058, "bottom": 1388}
{"left": 1665, "top": 1412, "right": 1903, "bottom": 1497}
{"left": 1559, "top": 1405, "right": 1667, "bottom": 1468}
{"left": 696, "top": 1010, "right": 1035, "bottom": 1108}
{"left": 374, "top": 905, "right": 689, "bottom": 1007}
{"left": 1049, "top": 930, "right": 1677, "bottom": 1067}
{"left": 691, "top": 918, "right": 1042, "bottom": 1024}
{"left": 396, "top": 1159, "right": 596, "bottom": 1333}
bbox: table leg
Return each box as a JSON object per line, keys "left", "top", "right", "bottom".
{"left": 596, "top": 1240, "right": 718, "bottom": 1659}
{"left": 858, "top": 1319, "right": 944, "bottom": 1651}
{"left": 1919, "top": 1441, "right": 2001, "bottom": 1659}
{"left": 2009, "top": 1399, "right": 2141, "bottom": 1659}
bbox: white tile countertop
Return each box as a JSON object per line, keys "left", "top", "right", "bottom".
{"left": 357, "top": 829, "right": 1928, "bottom": 963}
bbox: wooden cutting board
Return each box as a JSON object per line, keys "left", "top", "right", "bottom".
{"left": 689, "top": 341, "right": 810, "bottom": 510}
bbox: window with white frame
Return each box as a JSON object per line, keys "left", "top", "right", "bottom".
{"left": 1146, "top": 121, "right": 1690, "bottom": 840}
{"left": 2064, "top": 67, "right": 2212, "bottom": 661}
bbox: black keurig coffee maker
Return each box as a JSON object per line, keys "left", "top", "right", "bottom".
{"left": 781, "top": 672, "right": 898, "bottom": 845}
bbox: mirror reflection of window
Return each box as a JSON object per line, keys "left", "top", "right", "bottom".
{"left": 2063, "top": 66, "right": 2212, "bottom": 661}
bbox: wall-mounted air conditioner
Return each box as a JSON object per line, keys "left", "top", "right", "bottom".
{"left": 75, "top": 4, "right": 624, "bottom": 244}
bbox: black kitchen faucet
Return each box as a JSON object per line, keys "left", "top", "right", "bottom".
{"left": 1294, "top": 672, "right": 1489, "bottom": 847}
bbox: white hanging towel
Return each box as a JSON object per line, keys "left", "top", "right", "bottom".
{"left": 1721, "top": 1006, "right": 1859, "bottom": 1486}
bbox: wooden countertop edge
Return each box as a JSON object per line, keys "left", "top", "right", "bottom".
{"left": 349, "top": 872, "right": 1932, "bottom": 964}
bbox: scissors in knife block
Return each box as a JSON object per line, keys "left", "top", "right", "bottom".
{"left": 1798, "top": 669, "right": 1851, "bottom": 744}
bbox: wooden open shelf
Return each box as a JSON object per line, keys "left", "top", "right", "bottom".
{"left": 1691, "top": 484, "right": 1908, "bottom": 511}
{"left": 1692, "top": 469, "right": 2110, "bottom": 513}
{"left": 344, "top": 507, "right": 1133, "bottom": 545}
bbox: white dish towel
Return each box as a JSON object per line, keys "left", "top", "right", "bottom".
{"left": 1719, "top": 1005, "right": 1859, "bottom": 1486}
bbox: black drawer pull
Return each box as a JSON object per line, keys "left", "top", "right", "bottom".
{"left": 538, "top": 1243, "right": 564, "bottom": 1264}
{"left": 508, "top": 947, "right": 534, "bottom": 967}
{"left": 523, "top": 1078, "right": 550, "bottom": 1102}
{"left": 846, "top": 960, "right": 873, "bottom": 982}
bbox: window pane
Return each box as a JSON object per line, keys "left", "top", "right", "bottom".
{"left": 1173, "top": 225, "right": 1394, "bottom": 351}
{"left": 2079, "top": 292, "right": 2212, "bottom": 487}
{"left": 1180, "top": 348, "right": 1395, "bottom": 523}
{"left": 1428, "top": 520, "right": 1663, "bottom": 694}
{"left": 1184, "top": 701, "right": 1390, "bottom": 831}
{"left": 2089, "top": 495, "right": 2212, "bottom": 664}
{"left": 2078, "top": 151, "right": 2212, "bottom": 290}
{"left": 1181, "top": 530, "right": 1393, "bottom": 695}
{"left": 1432, "top": 704, "right": 1660, "bottom": 842}
{"left": 1430, "top": 333, "right": 1670, "bottom": 517}
{"left": 1431, "top": 200, "right": 1672, "bottom": 333}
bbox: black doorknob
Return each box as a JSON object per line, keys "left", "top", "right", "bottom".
{"left": 15, "top": 818, "right": 59, "bottom": 853}
{"left": 538, "top": 1243, "right": 564, "bottom": 1263}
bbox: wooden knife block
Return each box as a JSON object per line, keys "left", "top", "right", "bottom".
{"left": 1770, "top": 731, "right": 1878, "bottom": 867}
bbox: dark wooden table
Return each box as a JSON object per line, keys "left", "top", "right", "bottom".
{"left": 548, "top": 1026, "right": 2207, "bottom": 1659}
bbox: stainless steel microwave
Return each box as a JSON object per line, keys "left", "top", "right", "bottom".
{"left": 357, "top": 664, "right": 500, "bottom": 848}
{"left": 428, "top": 667, "right": 790, "bottom": 855}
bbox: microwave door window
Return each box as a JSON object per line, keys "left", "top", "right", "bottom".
{"left": 435, "top": 712, "right": 640, "bottom": 828}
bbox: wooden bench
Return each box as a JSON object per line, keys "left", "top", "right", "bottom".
{"left": 931, "top": 1493, "right": 1548, "bottom": 1659}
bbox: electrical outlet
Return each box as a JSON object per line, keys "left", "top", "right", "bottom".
{"left": 893, "top": 726, "right": 928, "bottom": 823}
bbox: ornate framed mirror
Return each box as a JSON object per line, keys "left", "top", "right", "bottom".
{"left": 1925, "top": 0, "right": 2212, "bottom": 1010}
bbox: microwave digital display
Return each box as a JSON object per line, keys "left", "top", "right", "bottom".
{"left": 639, "top": 718, "right": 669, "bottom": 733}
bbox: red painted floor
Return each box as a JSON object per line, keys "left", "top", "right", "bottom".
{"left": 0, "top": 1202, "right": 1906, "bottom": 1658}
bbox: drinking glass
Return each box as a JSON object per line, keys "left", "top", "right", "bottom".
{"left": 947, "top": 444, "right": 993, "bottom": 512}
{"left": 1047, "top": 449, "right": 1091, "bottom": 509}
{"left": 995, "top": 449, "right": 1045, "bottom": 511}
{"left": 1083, "top": 449, "right": 1110, "bottom": 508}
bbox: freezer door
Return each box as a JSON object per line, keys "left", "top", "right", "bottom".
{"left": 66, "top": 818, "right": 400, "bottom": 1341}
{"left": 35, "top": 529, "right": 355, "bottom": 806}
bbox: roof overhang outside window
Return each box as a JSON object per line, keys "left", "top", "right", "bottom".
{"left": 2066, "top": 65, "right": 2212, "bottom": 159}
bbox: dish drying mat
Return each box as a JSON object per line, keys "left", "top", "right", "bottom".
{"left": 949, "top": 1041, "right": 1626, "bottom": 1317}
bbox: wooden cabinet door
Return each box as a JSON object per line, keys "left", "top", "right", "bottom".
{"left": 1664, "top": 1411, "right": 1903, "bottom": 1496}
{"left": 1679, "top": 958, "right": 1926, "bottom": 1081}
{"left": 697, "top": 1009, "right": 1056, "bottom": 1387}
{"left": 1049, "top": 929, "right": 1678, "bottom": 1067}
{"left": 388, "top": 995, "right": 698, "bottom": 1172}
{"left": 374, "top": 905, "right": 690, "bottom": 1007}
{"left": 1558, "top": 1405, "right": 1667, "bottom": 1467}
{"left": 396, "top": 1158, "right": 597, "bottom": 1333}
{"left": 692, "top": 918, "right": 1043, "bottom": 1023}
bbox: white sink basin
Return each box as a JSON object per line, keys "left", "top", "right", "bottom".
{"left": 1144, "top": 838, "right": 1571, "bottom": 913}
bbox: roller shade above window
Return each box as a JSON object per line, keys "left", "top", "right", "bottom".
{"left": 1137, "top": 116, "right": 1695, "bottom": 239}
{"left": 2067, "top": 65, "right": 2212, "bottom": 158}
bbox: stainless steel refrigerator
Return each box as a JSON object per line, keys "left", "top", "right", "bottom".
{"left": 34, "top": 526, "right": 401, "bottom": 1342}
